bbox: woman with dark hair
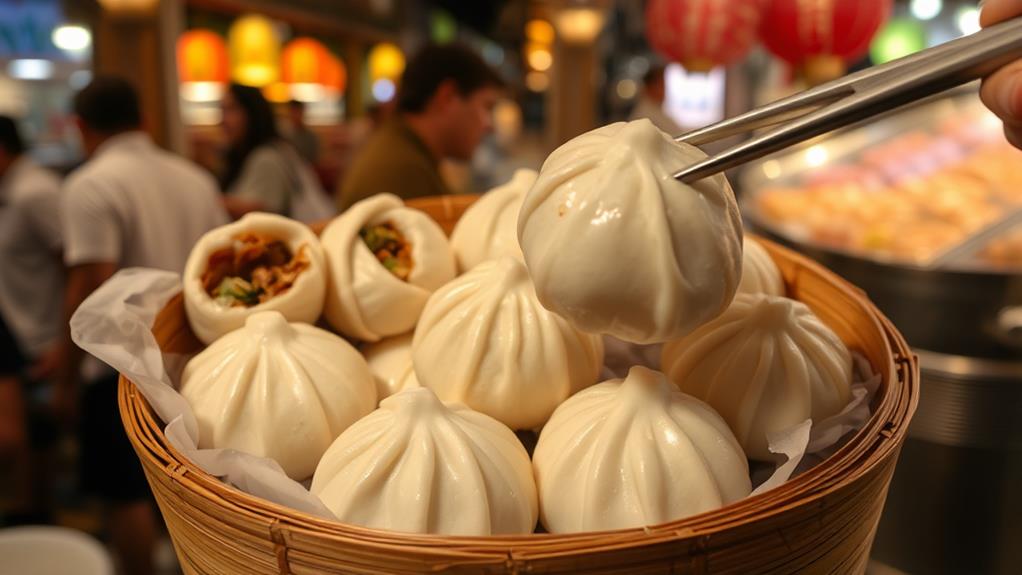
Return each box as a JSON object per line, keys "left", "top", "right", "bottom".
{"left": 220, "top": 83, "right": 333, "bottom": 221}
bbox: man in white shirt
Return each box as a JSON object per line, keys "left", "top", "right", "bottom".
{"left": 628, "top": 64, "right": 683, "bottom": 136}
{"left": 55, "top": 77, "right": 228, "bottom": 575}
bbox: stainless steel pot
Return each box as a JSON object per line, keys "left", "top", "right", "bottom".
{"left": 734, "top": 86, "right": 1022, "bottom": 572}
{"left": 746, "top": 215, "right": 1022, "bottom": 571}
{"left": 747, "top": 217, "right": 1022, "bottom": 360}
{"left": 870, "top": 351, "right": 1022, "bottom": 575}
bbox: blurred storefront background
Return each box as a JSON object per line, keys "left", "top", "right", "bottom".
{"left": 0, "top": 0, "right": 987, "bottom": 191}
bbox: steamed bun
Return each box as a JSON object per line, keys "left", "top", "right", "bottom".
{"left": 518, "top": 119, "right": 743, "bottom": 344}
{"left": 661, "top": 294, "right": 853, "bottom": 460}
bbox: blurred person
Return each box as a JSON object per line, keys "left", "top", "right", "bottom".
{"left": 348, "top": 102, "right": 395, "bottom": 149}
{"left": 0, "top": 115, "right": 63, "bottom": 526}
{"left": 0, "top": 313, "right": 25, "bottom": 457}
{"left": 285, "top": 99, "right": 320, "bottom": 164}
{"left": 0, "top": 116, "right": 63, "bottom": 375}
{"left": 319, "top": 103, "right": 393, "bottom": 197}
{"left": 981, "top": 0, "right": 1022, "bottom": 149}
{"left": 342, "top": 102, "right": 393, "bottom": 160}
{"left": 367, "top": 100, "right": 395, "bottom": 127}
{"left": 336, "top": 43, "right": 503, "bottom": 211}
{"left": 54, "top": 76, "right": 228, "bottom": 575}
{"left": 336, "top": 102, "right": 393, "bottom": 179}
{"left": 628, "top": 64, "right": 682, "bottom": 135}
{"left": 220, "top": 84, "right": 333, "bottom": 221}
{"left": 0, "top": 312, "right": 35, "bottom": 527}
{"left": 0, "top": 314, "right": 25, "bottom": 460}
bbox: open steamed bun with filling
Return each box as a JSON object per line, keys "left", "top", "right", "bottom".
{"left": 532, "top": 366, "right": 751, "bottom": 533}
{"left": 518, "top": 119, "right": 743, "bottom": 344}
{"left": 180, "top": 311, "right": 376, "bottom": 480}
{"left": 412, "top": 256, "right": 604, "bottom": 430}
{"left": 311, "top": 387, "right": 538, "bottom": 535}
{"left": 183, "top": 212, "right": 327, "bottom": 344}
{"left": 449, "top": 168, "right": 537, "bottom": 272}
{"left": 321, "top": 194, "right": 456, "bottom": 342}
{"left": 661, "top": 293, "right": 853, "bottom": 461}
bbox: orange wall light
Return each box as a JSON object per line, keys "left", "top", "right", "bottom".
{"left": 322, "top": 54, "right": 347, "bottom": 94}
{"left": 177, "top": 29, "right": 228, "bottom": 101}
{"left": 263, "top": 82, "right": 291, "bottom": 103}
{"left": 368, "top": 42, "right": 405, "bottom": 82}
{"left": 229, "top": 14, "right": 280, "bottom": 87}
{"left": 282, "top": 37, "right": 328, "bottom": 84}
{"left": 282, "top": 37, "right": 347, "bottom": 102}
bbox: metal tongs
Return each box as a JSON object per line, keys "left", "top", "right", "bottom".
{"left": 674, "top": 16, "right": 1022, "bottom": 183}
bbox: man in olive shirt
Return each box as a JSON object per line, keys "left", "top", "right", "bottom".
{"left": 337, "top": 43, "right": 503, "bottom": 211}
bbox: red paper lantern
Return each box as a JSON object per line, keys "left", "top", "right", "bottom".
{"left": 760, "top": 0, "right": 892, "bottom": 84}
{"left": 645, "top": 0, "right": 764, "bottom": 72}
{"left": 177, "top": 30, "right": 228, "bottom": 84}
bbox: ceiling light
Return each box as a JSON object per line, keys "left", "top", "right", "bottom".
{"left": 8, "top": 59, "right": 54, "bottom": 81}
{"left": 52, "top": 25, "right": 92, "bottom": 52}
{"left": 909, "top": 0, "right": 942, "bottom": 21}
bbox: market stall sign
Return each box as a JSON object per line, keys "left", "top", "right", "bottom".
{"left": 0, "top": 0, "right": 66, "bottom": 60}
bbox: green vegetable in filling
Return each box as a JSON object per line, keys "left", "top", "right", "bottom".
{"left": 359, "top": 221, "right": 413, "bottom": 281}
{"left": 213, "top": 276, "right": 262, "bottom": 307}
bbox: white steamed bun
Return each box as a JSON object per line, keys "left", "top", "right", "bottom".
{"left": 183, "top": 212, "right": 326, "bottom": 344}
{"left": 311, "top": 387, "right": 537, "bottom": 535}
{"left": 412, "top": 256, "right": 604, "bottom": 430}
{"left": 450, "top": 168, "right": 537, "bottom": 272}
{"left": 180, "top": 311, "right": 376, "bottom": 480}
{"left": 532, "top": 366, "right": 751, "bottom": 533}
{"left": 661, "top": 293, "right": 853, "bottom": 460}
{"left": 321, "top": 194, "right": 456, "bottom": 342}
{"left": 362, "top": 332, "right": 419, "bottom": 402}
{"left": 738, "top": 236, "right": 784, "bottom": 296}
{"left": 517, "top": 119, "right": 743, "bottom": 344}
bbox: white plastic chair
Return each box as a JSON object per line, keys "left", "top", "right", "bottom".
{"left": 0, "top": 526, "right": 114, "bottom": 575}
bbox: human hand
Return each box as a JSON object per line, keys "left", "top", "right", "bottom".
{"left": 980, "top": 0, "right": 1022, "bottom": 148}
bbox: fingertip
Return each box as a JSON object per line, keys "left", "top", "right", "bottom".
{"left": 1004, "top": 124, "right": 1022, "bottom": 150}
{"left": 981, "top": 63, "right": 1022, "bottom": 123}
{"left": 980, "top": 0, "right": 1022, "bottom": 27}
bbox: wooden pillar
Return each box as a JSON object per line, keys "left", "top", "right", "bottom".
{"left": 92, "top": 0, "right": 185, "bottom": 152}
{"left": 343, "top": 40, "right": 365, "bottom": 118}
{"left": 546, "top": 35, "right": 599, "bottom": 148}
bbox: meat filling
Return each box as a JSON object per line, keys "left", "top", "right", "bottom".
{"left": 360, "top": 221, "right": 413, "bottom": 281}
{"left": 201, "top": 233, "right": 309, "bottom": 308}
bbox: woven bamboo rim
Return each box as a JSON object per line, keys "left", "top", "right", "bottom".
{"left": 119, "top": 194, "right": 919, "bottom": 574}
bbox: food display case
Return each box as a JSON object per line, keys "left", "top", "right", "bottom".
{"left": 739, "top": 90, "right": 1022, "bottom": 575}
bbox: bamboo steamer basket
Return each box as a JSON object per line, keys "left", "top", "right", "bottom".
{"left": 119, "top": 194, "right": 919, "bottom": 574}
